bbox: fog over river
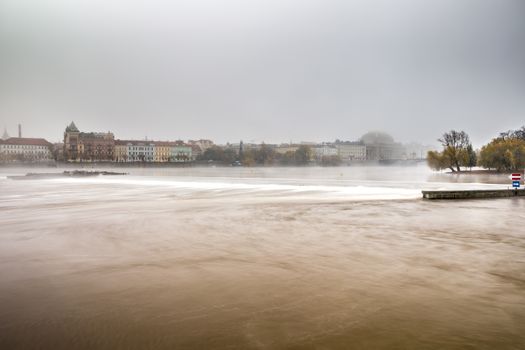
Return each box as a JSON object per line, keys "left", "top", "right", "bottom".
{"left": 0, "top": 165, "right": 524, "bottom": 349}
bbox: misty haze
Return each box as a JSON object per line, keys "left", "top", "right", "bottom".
{"left": 1, "top": 1, "right": 525, "bottom": 349}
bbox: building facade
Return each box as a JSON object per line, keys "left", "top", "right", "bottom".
{"left": 114, "top": 140, "right": 128, "bottom": 162}
{"left": 63, "top": 122, "right": 115, "bottom": 162}
{"left": 63, "top": 122, "right": 80, "bottom": 161}
{"left": 189, "top": 144, "right": 202, "bottom": 160}
{"left": 275, "top": 144, "right": 300, "bottom": 155}
{"left": 114, "top": 140, "right": 193, "bottom": 163}
{"left": 0, "top": 137, "right": 53, "bottom": 161}
{"left": 154, "top": 142, "right": 172, "bottom": 162}
{"left": 365, "top": 143, "right": 406, "bottom": 160}
{"left": 126, "top": 141, "right": 155, "bottom": 162}
{"left": 78, "top": 132, "right": 115, "bottom": 161}
{"left": 335, "top": 142, "right": 367, "bottom": 161}
{"left": 170, "top": 143, "right": 192, "bottom": 162}
{"left": 188, "top": 139, "right": 213, "bottom": 151}
{"left": 312, "top": 144, "right": 338, "bottom": 160}
{"left": 359, "top": 132, "right": 406, "bottom": 161}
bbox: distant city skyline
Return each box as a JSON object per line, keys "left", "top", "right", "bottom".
{"left": 1, "top": 121, "right": 437, "bottom": 149}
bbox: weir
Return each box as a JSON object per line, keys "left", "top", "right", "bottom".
{"left": 422, "top": 189, "right": 525, "bottom": 200}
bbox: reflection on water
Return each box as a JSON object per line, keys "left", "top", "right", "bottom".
{"left": 0, "top": 165, "right": 524, "bottom": 349}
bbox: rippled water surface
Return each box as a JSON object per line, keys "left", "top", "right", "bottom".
{"left": 1, "top": 165, "right": 524, "bottom": 349}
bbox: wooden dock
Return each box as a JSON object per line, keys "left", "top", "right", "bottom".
{"left": 422, "top": 189, "right": 525, "bottom": 200}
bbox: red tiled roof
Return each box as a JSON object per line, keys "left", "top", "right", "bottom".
{"left": 1, "top": 137, "right": 52, "bottom": 146}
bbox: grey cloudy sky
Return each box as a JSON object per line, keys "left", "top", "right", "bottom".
{"left": 0, "top": 0, "right": 524, "bottom": 146}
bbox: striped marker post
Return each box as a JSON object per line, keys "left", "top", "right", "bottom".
{"left": 511, "top": 173, "right": 521, "bottom": 188}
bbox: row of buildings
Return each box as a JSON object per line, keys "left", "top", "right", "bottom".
{"left": 1, "top": 123, "right": 430, "bottom": 163}
{"left": 62, "top": 122, "right": 203, "bottom": 162}
{"left": 61, "top": 123, "right": 408, "bottom": 164}
{"left": 225, "top": 132, "right": 411, "bottom": 162}
{"left": 0, "top": 123, "right": 207, "bottom": 163}
{"left": 227, "top": 142, "right": 367, "bottom": 161}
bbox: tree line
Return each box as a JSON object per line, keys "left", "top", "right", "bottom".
{"left": 428, "top": 126, "right": 525, "bottom": 172}
{"left": 198, "top": 144, "right": 342, "bottom": 166}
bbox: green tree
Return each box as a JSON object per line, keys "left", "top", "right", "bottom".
{"left": 199, "top": 146, "right": 237, "bottom": 164}
{"left": 241, "top": 149, "right": 255, "bottom": 166}
{"left": 223, "top": 148, "right": 237, "bottom": 164}
{"left": 255, "top": 143, "right": 276, "bottom": 165}
{"left": 427, "top": 150, "right": 448, "bottom": 171}
{"left": 479, "top": 138, "right": 525, "bottom": 171}
{"left": 199, "top": 146, "right": 225, "bottom": 161}
{"left": 239, "top": 145, "right": 276, "bottom": 166}
{"left": 466, "top": 144, "right": 477, "bottom": 169}
{"left": 279, "top": 150, "right": 296, "bottom": 165}
{"left": 438, "top": 130, "right": 471, "bottom": 172}
{"left": 499, "top": 125, "right": 525, "bottom": 141}
{"left": 427, "top": 130, "right": 472, "bottom": 172}
{"left": 294, "top": 145, "right": 312, "bottom": 165}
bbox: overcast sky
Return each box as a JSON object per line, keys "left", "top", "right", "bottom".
{"left": 0, "top": 0, "right": 524, "bottom": 146}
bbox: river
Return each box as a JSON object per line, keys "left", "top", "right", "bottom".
{"left": 0, "top": 165, "right": 524, "bottom": 349}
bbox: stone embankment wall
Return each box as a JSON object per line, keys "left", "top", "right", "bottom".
{"left": 422, "top": 189, "right": 525, "bottom": 200}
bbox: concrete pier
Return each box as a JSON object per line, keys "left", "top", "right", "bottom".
{"left": 422, "top": 189, "right": 525, "bottom": 200}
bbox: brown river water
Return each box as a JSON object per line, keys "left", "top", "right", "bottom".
{"left": 0, "top": 165, "right": 524, "bottom": 349}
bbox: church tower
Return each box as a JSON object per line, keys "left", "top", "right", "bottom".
{"left": 64, "top": 122, "right": 80, "bottom": 161}
{"left": 1, "top": 127, "right": 9, "bottom": 140}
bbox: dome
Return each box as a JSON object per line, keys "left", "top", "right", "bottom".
{"left": 360, "top": 131, "right": 395, "bottom": 145}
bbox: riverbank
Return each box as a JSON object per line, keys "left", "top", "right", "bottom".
{"left": 0, "top": 159, "right": 428, "bottom": 168}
